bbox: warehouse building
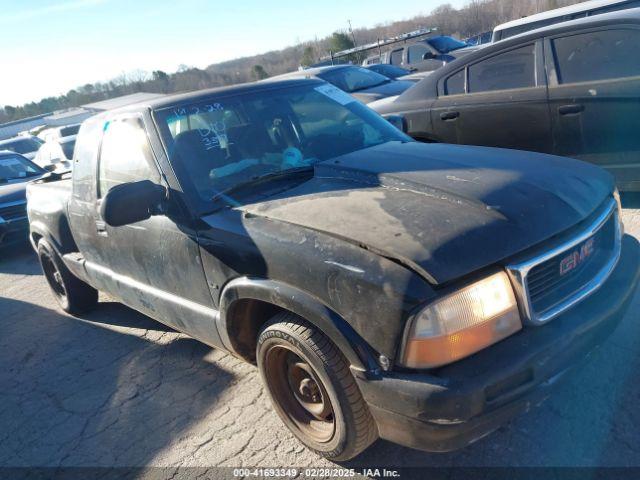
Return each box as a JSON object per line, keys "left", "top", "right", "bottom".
{"left": 0, "top": 92, "right": 165, "bottom": 140}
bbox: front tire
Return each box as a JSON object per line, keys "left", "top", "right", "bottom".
{"left": 257, "top": 312, "right": 377, "bottom": 461}
{"left": 37, "top": 239, "right": 98, "bottom": 314}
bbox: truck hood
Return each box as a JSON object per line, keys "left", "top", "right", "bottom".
{"left": 241, "top": 141, "right": 614, "bottom": 284}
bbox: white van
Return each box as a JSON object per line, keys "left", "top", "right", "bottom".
{"left": 492, "top": 0, "right": 640, "bottom": 41}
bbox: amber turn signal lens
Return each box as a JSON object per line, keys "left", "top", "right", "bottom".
{"left": 402, "top": 272, "right": 522, "bottom": 369}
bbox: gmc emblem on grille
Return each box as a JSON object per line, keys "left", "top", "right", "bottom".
{"left": 559, "top": 237, "right": 595, "bottom": 276}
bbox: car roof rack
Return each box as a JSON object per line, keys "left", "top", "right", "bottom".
{"left": 318, "top": 27, "right": 438, "bottom": 65}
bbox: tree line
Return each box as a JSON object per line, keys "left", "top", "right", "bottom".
{"left": 1, "top": 0, "right": 581, "bottom": 124}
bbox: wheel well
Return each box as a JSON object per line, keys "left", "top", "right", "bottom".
{"left": 31, "top": 232, "right": 43, "bottom": 248}
{"left": 226, "top": 298, "right": 285, "bottom": 364}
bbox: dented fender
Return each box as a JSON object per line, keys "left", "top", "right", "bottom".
{"left": 199, "top": 209, "right": 437, "bottom": 364}
{"left": 218, "top": 277, "right": 380, "bottom": 373}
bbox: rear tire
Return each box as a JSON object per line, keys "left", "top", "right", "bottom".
{"left": 257, "top": 312, "right": 377, "bottom": 461}
{"left": 37, "top": 239, "right": 98, "bottom": 314}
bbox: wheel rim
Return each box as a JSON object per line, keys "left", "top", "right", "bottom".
{"left": 41, "top": 253, "right": 66, "bottom": 300}
{"left": 264, "top": 345, "right": 335, "bottom": 443}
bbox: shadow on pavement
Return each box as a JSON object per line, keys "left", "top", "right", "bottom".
{"left": 0, "top": 296, "right": 236, "bottom": 467}
{"left": 83, "top": 301, "right": 176, "bottom": 332}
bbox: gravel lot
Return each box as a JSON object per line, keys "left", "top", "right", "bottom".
{"left": 0, "top": 198, "right": 639, "bottom": 473}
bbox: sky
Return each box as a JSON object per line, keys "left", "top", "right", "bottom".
{"left": 0, "top": 0, "right": 467, "bottom": 106}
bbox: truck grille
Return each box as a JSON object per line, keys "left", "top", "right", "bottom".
{"left": 0, "top": 201, "right": 27, "bottom": 221}
{"left": 507, "top": 198, "right": 621, "bottom": 325}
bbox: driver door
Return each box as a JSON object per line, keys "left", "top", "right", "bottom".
{"left": 89, "top": 115, "right": 221, "bottom": 345}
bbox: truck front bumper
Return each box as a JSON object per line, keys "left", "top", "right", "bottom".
{"left": 356, "top": 234, "right": 640, "bottom": 453}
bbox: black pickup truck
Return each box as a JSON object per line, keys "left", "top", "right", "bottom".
{"left": 27, "top": 79, "right": 639, "bottom": 460}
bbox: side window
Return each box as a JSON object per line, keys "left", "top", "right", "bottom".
{"left": 468, "top": 44, "right": 535, "bottom": 93}
{"left": 390, "top": 49, "right": 403, "bottom": 65}
{"left": 71, "top": 118, "right": 103, "bottom": 199}
{"left": 98, "top": 118, "right": 159, "bottom": 198}
{"left": 445, "top": 69, "right": 465, "bottom": 95}
{"left": 501, "top": 19, "right": 555, "bottom": 40}
{"left": 407, "top": 44, "right": 429, "bottom": 64}
{"left": 552, "top": 29, "right": 640, "bottom": 84}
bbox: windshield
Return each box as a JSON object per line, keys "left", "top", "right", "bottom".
{"left": 0, "top": 154, "right": 43, "bottom": 182}
{"left": 0, "top": 137, "right": 43, "bottom": 154}
{"left": 428, "top": 36, "right": 468, "bottom": 53}
{"left": 155, "top": 83, "right": 410, "bottom": 208}
{"left": 317, "top": 67, "right": 391, "bottom": 93}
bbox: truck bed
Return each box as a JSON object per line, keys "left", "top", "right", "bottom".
{"left": 26, "top": 177, "right": 76, "bottom": 253}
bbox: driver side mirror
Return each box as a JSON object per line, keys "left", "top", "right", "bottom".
{"left": 422, "top": 51, "right": 435, "bottom": 60}
{"left": 101, "top": 180, "right": 166, "bottom": 227}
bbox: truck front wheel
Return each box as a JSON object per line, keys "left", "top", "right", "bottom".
{"left": 37, "top": 239, "right": 98, "bottom": 315}
{"left": 257, "top": 312, "right": 378, "bottom": 461}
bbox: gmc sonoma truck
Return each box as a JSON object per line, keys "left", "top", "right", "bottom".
{"left": 27, "top": 79, "right": 639, "bottom": 460}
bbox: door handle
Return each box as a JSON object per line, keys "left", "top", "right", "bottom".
{"left": 558, "top": 104, "right": 584, "bottom": 115}
{"left": 95, "top": 220, "right": 108, "bottom": 236}
{"left": 440, "top": 111, "right": 460, "bottom": 121}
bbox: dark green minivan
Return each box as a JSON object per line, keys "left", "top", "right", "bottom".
{"left": 371, "top": 9, "right": 640, "bottom": 191}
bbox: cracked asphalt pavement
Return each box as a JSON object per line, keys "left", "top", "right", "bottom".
{"left": 0, "top": 198, "right": 639, "bottom": 471}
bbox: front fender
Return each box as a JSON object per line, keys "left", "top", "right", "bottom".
{"left": 218, "top": 277, "right": 381, "bottom": 374}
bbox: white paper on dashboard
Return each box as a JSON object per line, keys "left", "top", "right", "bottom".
{"left": 314, "top": 84, "right": 356, "bottom": 106}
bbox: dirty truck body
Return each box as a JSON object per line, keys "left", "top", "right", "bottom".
{"left": 27, "top": 79, "right": 639, "bottom": 460}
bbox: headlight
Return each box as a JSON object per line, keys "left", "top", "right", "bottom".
{"left": 401, "top": 271, "right": 522, "bottom": 369}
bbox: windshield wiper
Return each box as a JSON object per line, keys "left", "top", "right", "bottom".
{"left": 211, "top": 166, "right": 314, "bottom": 203}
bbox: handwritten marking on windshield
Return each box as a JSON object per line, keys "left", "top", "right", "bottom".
{"left": 324, "top": 261, "right": 365, "bottom": 274}
{"left": 446, "top": 175, "right": 479, "bottom": 184}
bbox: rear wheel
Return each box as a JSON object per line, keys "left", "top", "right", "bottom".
{"left": 37, "top": 239, "right": 98, "bottom": 314}
{"left": 257, "top": 312, "right": 377, "bottom": 461}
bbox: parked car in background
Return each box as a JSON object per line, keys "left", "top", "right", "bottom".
{"left": 38, "top": 123, "right": 81, "bottom": 142}
{"left": 27, "top": 125, "right": 50, "bottom": 138}
{"left": 0, "top": 136, "right": 44, "bottom": 161}
{"left": 465, "top": 31, "right": 492, "bottom": 46}
{"left": 268, "top": 65, "right": 414, "bottom": 103}
{"left": 366, "top": 64, "right": 412, "bottom": 79}
{"left": 33, "top": 136, "right": 75, "bottom": 173}
{"left": 492, "top": 0, "right": 640, "bottom": 41}
{"left": 362, "top": 36, "right": 477, "bottom": 72}
{"left": 27, "top": 79, "right": 639, "bottom": 460}
{"left": 370, "top": 9, "right": 640, "bottom": 191}
{"left": 0, "top": 151, "right": 46, "bottom": 247}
